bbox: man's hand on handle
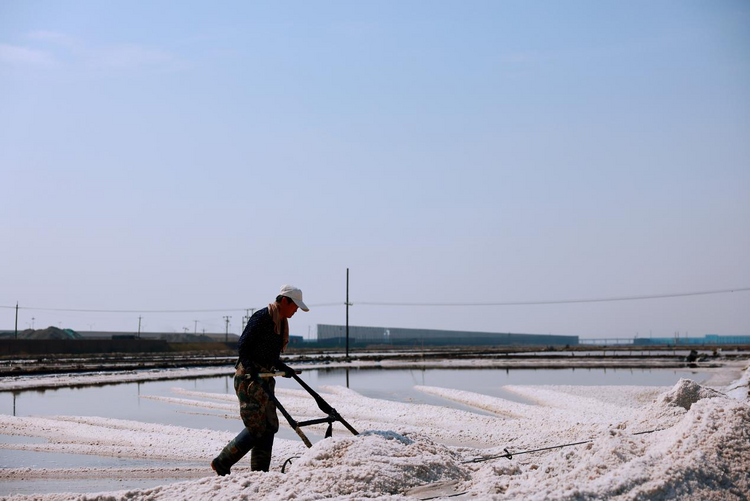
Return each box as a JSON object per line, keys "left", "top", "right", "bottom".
{"left": 276, "top": 360, "right": 296, "bottom": 378}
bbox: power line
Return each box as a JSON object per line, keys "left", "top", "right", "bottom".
{"left": 355, "top": 287, "right": 750, "bottom": 307}
{"left": 0, "top": 306, "right": 245, "bottom": 313}
{"left": 1, "top": 287, "right": 747, "bottom": 313}
{"left": 0, "top": 303, "right": 342, "bottom": 313}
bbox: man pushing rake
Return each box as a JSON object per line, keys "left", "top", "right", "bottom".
{"left": 211, "top": 284, "right": 357, "bottom": 475}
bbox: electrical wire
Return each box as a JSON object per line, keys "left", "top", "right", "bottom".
{"left": 0, "top": 303, "right": 344, "bottom": 313}
{"left": 1, "top": 287, "right": 747, "bottom": 313}
{"left": 356, "top": 287, "right": 750, "bottom": 307}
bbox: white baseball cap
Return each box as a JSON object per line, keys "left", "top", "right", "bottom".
{"left": 279, "top": 284, "right": 309, "bottom": 311}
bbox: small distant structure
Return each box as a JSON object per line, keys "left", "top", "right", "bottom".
{"left": 288, "top": 335, "right": 304, "bottom": 346}
{"left": 112, "top": 334, "right": 138, "bottom": 340}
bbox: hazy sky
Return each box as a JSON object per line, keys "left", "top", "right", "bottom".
{"left": 2, "top": 1, "right": 749, "bottom": 339}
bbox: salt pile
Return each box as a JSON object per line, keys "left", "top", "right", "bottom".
{"left": 258, "top": 431, "right": 467, "bottom": 500}
{"left": 655, "top": 378, "right": 724, "bottom": 410}
{"left": 463, "top": 383, "right": 749, "bottom": 500}
{"left": 2, "top": 369, "right": 749, "bottom": 500}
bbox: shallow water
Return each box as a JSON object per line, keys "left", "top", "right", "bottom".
{"left": 1, "top": 367, "right": 708, "bottom": 429}
{"left": 1, "top": 366, "right": 708, "bottom": 427}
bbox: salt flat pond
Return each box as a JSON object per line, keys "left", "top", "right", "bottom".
{"left": 0, "top": 366, "right": 712, "bottom": 495}
{"left": 1, "top": 366, "right": 707, "bottom": 433}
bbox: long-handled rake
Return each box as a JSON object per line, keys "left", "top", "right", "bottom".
{"left": 254, "top": 366, "right": 359, "bottom": 448}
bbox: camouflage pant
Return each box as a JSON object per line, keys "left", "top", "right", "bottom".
{"left": 234, "top": 363, "right": 279, "bottom": 438}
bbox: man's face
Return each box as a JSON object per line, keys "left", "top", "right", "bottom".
{"left": 282, "top": 298, "right": 299, "bottom": 318}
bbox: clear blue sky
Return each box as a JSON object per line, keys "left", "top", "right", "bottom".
{"left": 2, "top": 1, "right": 749, "bottom": 338}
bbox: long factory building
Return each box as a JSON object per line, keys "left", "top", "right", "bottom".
{"left": 315, "top": 324, "right": 578, "bottom": 348}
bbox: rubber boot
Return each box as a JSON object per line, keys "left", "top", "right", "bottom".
{"left": 250, "top": 433, "right": 275, "bottom": 472}
{"left": 211, "top": 428, "right": 255, "bottom": 476}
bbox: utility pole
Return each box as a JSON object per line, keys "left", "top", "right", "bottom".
{"left": 242, "top": 308, "right": 255, "bottom": 333}
{"left": 223, "top": 316, "right": 231, "bottom": 343}
{"left": 14, "top": 302, "right": 18, "bottom": 340}
{"left": 138, "top": 316, "right": 142, "bottom": 339}
{"left": 346, "top": 268, "right": 350, "bottom": 359}
{"left": 194, "top": 320, "right": 198, "bottom": 335}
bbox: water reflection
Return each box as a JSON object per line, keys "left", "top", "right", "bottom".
{"left": 1, "top": 367, "right": 710, "bottom": 432}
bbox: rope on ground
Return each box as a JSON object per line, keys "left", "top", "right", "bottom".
{"left": 463, "top": 428, "right": 663, "bottom": 464}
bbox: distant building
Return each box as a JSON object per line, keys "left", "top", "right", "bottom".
{"left": 633, "top": 334, "right": 750, "bottom": 346}
{"left": 315, "top": 324, "right": 578, "bottom": 347}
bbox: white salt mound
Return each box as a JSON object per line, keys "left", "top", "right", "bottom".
{"left": 463, "top": 378, "right": 750, "bottom": 501}
{"left": 260, "top": 430, "right": 468, "bottom": 500}
{"left": 656, "top": 378, "right": 724, "bottom": 410}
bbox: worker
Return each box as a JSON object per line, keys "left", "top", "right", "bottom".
{"left": 211, "top": 284, "right": 309, "bottom": 474}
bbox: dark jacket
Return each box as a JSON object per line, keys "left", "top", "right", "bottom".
{"left": 237, "top": 307, "right": 284, "bottom": 372}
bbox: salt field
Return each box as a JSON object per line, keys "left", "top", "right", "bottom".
{"left": 1, "top": 359, "right": 748, "bottom": 499}
{"left": 4, "top": 0, "right": 749, "bottom": 498}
